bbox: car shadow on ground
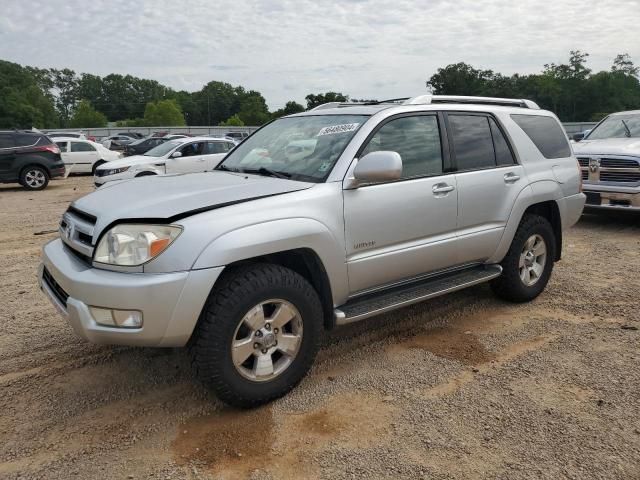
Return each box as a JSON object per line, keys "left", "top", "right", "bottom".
{"left": 579, "top": 210, "right": 639, "bottom": 229}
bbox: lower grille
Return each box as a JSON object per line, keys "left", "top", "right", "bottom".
{"left": 42, "top": 267, "right": 69, "bottom": 307}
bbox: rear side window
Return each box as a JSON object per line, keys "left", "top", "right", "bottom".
{"left": 205, "top": 141, "right": 226, "bottom": 154}
{"left": 15, "top": 134, "right": 42, "bottom": 148}
{"left": 510, "top": 114, "right": 571, "bottom": 159}
{"left": 70, "top": 142, "right": 96, "bottom": 152}
{"left": 0, "top": 134, "right": 15, "bottom": 149}
{"left": 489, "top": 118, "right": 515, "bottom": 165}
{"left": 448, "top": 115, "right": 495, "bottom": 170}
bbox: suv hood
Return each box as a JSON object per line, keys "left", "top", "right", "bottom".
{"left": 71, "top": 172, "right": 313, "bottom": 237}
{"left": 573, "top": 137, "right": 640, "bottom": 157}
{"left": 96, "top": 154, "right": 162, "bottom": 169}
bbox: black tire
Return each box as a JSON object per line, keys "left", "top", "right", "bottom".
{"left": 490, "top": 214, "right": 556, "bottom": 303}
{"left": 135, "top": 171, "right": 156, "bottom": 177}
{"left": 20, "top": 165, "right": 49, "bottom": 191}
{"left": 92, "top": 160, "right": 106, "bottom": 175}
{"left": 191, "top": 264, "right": 323, "bottom": 408}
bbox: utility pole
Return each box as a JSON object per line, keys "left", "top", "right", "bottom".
{"left": 207, "top": 94, "right": 211, "bottom": 126}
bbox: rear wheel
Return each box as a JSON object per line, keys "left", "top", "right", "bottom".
{"left": 491, "top": 214, "right": 556, "bottom": 302}
{"left": 191, "top": 264, "right": 323, "bottom": 408}
{"left": 20, "top": 166, "right": 49, "bottom": 190}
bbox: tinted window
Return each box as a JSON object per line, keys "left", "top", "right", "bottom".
{"left": 179, "top": 142, "right": 205, "bottom": 157}
{"left": 14, "top": 134, "right": 42, "bottom": 148}
{"left": 70, "top": 142, "right": 96, "bottom": 152}
{"left": 489, "top": 118, "right": 515, "bottom": 165}
{"left": 361, "top": 115, "right": 443, "bottom": 179}
{"left": 204, "top": 141, "right": 227, "bottom": 154}
{"left": 0, "top": 134, "right": 14, "bottom": 149}
{"left": 449, "top": 115, "right": 495, "bottom": 170}
{"left": 511, "top": 114, "right": 571, "bottom": 159}
{"left": 56, "top": 141, "right": 68, "bottom": 152}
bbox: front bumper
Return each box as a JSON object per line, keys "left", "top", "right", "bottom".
{"left": 583, "top": 184, "right": 640, "bottom": 212}
{"left": 39, "top": 238, "right": 223, "bottom": 347}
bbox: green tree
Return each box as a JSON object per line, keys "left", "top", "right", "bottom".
{"left": 219, "top": 114, "right": 245, "bottom": 126}
{"left": 69, "top": 100, "right": 107, "bottom": 128}
{"left": 612, "top": 53, "right": 639, "bottom": 77}
{"left": 237, "top": 91, "right": 271, "bottom": 125}
{"left": 272, "top": 100, "right": 305, "bottom": 118}
{"left": 0, "top": 60, "right": 58, "bottom": 128}
{"left": 143, "top": 99, "right": 185, "bottom": 126}
{"left": 305, "top": 92, "right": 348, "bottom": 109}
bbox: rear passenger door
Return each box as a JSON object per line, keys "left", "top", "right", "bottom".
{"left": 68, "top": 141, "right": 100, "bottom": 173}
{"left": 445, "top": 113, "right": 525, "bottom": 264}
{"left": 202, "top": 141, "right": 232, "bottom": 169}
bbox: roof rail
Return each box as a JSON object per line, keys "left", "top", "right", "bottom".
{"left": 309, "top": 98, "right": 412, "bottom": 111}
{"left": 404, "top": 95, "right": 540, "bottom": 109}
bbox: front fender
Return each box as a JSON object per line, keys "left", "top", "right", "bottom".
{"left": 192, "top": 218, "right": 349, "bottom": 305}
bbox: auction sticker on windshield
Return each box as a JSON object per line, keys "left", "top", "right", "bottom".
{"left": 317, "top": 123, "right": 360, "bottom": 136}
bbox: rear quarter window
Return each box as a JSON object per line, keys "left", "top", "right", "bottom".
{"left": 15, "top": 134, "right": 43, "bottom": 148}
{"left": 510, "top": 114, "right": 571, "bottom": 159}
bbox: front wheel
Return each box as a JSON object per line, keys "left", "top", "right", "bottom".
{"left": 491, "top": 214, "right": 556, "bottom": 302}
{"left": 191, "top": 264, "right": 323, "bottom": 408}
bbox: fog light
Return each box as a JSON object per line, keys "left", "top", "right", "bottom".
{"left": 90, "top": 307, "right": 143, "bottom": 328}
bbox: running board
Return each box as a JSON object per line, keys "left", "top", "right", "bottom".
{"left": 334, "top": 265, "right": 502, "bottom": 325}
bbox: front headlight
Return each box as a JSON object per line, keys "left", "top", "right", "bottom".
{"left": 94, "top": 224, "right": 182, "bottom": 266}
{"left": 102, "top": 166, "right": 130, "bottom": 176}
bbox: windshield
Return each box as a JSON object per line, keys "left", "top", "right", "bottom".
{"left": 587, "top": 113, "right": 640, "bottom": 140}
{"left": 217, "top": 114, "right": 368, "bottom": 182}
{"left": 144, "top": 140, "right": 181, "bottom": 157}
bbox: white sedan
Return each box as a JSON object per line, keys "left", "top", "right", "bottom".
{"left": 94, "top": 136, "right": 235, "bottom": 186}
{"left": 54, "top": 137, "right": 123, "bottom": 174}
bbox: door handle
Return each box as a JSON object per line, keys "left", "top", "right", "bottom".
{"left": 504, "top": 172, "right": 520, "bottom": 183}
{"left": 432, "top": 183, "right": 455, "bottom": 194}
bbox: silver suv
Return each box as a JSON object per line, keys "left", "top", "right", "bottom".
{"left": 39, "top": 95, "right": 585, "bottom": 407}
{"left": 572, "top": 109, "right": 640, "bottom": 211}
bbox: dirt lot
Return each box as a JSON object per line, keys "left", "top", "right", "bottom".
{"left": 1, "top": 176, "right": 639, "bottom": 480}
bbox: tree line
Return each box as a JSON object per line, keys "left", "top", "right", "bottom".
{"left": 1, "top": 51, "right": 638, "bottom": 129}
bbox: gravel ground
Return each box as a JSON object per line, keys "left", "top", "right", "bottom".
{"left": 0, "top": 176, "right": 639, "bottom": 480}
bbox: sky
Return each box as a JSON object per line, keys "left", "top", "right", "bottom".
{"left": 1, "top": 0, "right": 639, "bottom": 110}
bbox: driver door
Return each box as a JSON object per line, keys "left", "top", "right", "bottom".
{"left": 166, "top": 141, "right": 207, "bottom": 174}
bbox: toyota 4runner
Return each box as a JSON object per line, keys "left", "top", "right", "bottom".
{"left": 39, "top": 95, "right": 585, "bottom": 407}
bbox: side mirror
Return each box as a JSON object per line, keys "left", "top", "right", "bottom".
{"left": 171, "top": 151, "right": 182, "bottom": 158}
{"left": 352, "top": 151, "right": 402, "bottom": 185}
{"left": 572, "top": 133, "right": 585, "bottom": 142}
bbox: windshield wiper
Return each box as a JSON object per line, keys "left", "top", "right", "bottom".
{"left": 243, "top": 167, "right": 291, "bottom": 179}
{"left": 621, "top": 119, "right": 632, "bottom": 138}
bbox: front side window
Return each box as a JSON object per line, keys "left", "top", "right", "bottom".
{"left": 218, "top": 114, "right": 368, "bottom": 182}
{"left": 361, "top": 115, "right": 443, "bottom": 178}
{"left": 144, "top": 140, "right": 182, "bottom": 157}
{"left": 0, "top": 134, "right": 14, "bottom": 149}
{"left": 586, "top": 113, "right": 640, "bottom": 140}
{"left": 70, "top": 142, "right": 96, "bottom": 152}
{"left": 511, "top": 114, "right": 571, "bottom": 159}
{"left": 179, "top": 142, "right": 205, "bottom": 157}
{"left": 56, "top": 141, "right": 68, "bottom": 152}
{"left": 448, "top": 115, "right": 496, "bottom": 170}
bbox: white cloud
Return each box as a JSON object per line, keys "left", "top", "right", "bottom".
{"left": 0, "top": 0, "right": 639, "bottom": 109}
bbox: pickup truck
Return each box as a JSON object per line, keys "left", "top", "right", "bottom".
{"left": 39, "top": 95, "right": 585, "bottom": 407}
{"left": 572, "top": 109, "right": 640, "bottom": 211}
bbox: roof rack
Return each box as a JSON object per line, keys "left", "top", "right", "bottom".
{"left": 404, "top": 95, "right": 539, "bottom": 109}
{"left": 309, "top": 95, "right": 540, "bottom": 112}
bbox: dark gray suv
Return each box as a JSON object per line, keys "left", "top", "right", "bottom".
{"left": 0, "top": 131, "right": 66, "bottom": 190}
